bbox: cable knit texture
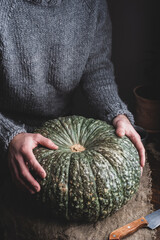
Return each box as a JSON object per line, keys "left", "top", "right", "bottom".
{"left": 0, "top": 0, "right": 134, "bottom": 154}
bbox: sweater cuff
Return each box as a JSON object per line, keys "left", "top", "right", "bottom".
{"left": 107, "top": 109, "right": 135, "bottom": 126}
{"left": 3, "top": 127, "right": 26, "bottom": 152}
{"left": 99, "top": 102, "right": 135, "bottom": 126}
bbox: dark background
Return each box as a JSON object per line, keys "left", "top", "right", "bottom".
{"left": 73, "top": 0, "right": 160, "bottom": 119}
{"left": 108, "top": 0, "right": 160, "bottom": 113}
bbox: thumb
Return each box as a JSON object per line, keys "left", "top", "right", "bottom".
{"left": 37, "top": 135, "right": 58, "bottom": 150}
{"left": 116, "top": 127, "right": 125, "bottom": 138}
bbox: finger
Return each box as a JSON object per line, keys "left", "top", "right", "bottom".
{"left": 9, "top": 157, "right": 36, "bottom": 194}
{"left": 126, "top": 131, "right": 146, "bottom": 168}
{"left": 114, "top": 120, "right": 126, "bottom": 137}
{"left": 24, "top": 150, "right": 46, "bottom": 178}
{"left": 15, "top": 156, "right": 41, "bottom": 192}
{"left": 35, "top": 134, "right": 58, "bottom": 149}
{"left": 115, "top": 126, "right": 125, "bottom": 137}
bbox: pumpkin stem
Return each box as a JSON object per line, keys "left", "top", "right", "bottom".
{"left": 70, "top": 144, "right": 85, "bottom": 152}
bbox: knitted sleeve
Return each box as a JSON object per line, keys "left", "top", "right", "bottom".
{"left": 0, "top": 112, "right": 26, "bottom": 153}
{"left": 80, "top": 0, "right": 134, "bottom": 125}
{"left": 0, "top": 2, "right": 26, "bottom": 154}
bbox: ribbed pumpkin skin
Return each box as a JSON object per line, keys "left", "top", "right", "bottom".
{"left": 33, "top": 116, "right": 141, "bottom": 222}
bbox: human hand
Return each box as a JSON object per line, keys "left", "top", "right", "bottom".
{"left": 8, "top": 133, "right": 58, "bottom": 194}
{"left": 112, "top": 114, "right": 145, "bottom": 173}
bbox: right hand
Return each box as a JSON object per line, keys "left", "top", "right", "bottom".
{"left": 8, "top": 133, "right": 58, "bottom": 194}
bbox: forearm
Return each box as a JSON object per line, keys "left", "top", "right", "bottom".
{"left": 81, "top": 73, "right": 134, "bottom": 124}
{"left": 80, "top": 0, "right": 134, "bottom": 125}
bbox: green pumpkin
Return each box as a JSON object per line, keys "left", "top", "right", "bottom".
{"left": 33, "top": 115, "right": 141, "bottom": 222}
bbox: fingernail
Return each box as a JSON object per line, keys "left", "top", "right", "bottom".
{"left": 116, "top": 130, "right": 125, "bottom": 137}
{"left": 53, "top": 144, "right": 58, "bottom": 149}
{"left": 41, "top": 171, "right": 46, "bottom": 178}
{"left": 120, "top": 131, "right": 125, "bottom": 136}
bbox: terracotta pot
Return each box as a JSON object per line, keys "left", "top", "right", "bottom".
{"left": 133, "top": 84, "right": 160, "bottom": 133}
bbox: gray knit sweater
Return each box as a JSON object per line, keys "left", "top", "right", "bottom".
{"left": 0, "top": 0, "right": 134, "bottom": 154}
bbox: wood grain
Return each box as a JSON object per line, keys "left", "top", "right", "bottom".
{"left": 109, "top": 217, "right": 148, "bottom": 240}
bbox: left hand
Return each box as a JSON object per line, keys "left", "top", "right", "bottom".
{"left": 112, "top": 114, "right": 145, "bottom": 173}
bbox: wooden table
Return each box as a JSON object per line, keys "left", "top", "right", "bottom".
{"left": 145, "top": 132, "right": 160, "bottom": 239}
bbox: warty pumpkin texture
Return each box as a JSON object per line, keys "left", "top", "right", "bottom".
{"left": 33, "top": 115, "right": 141, "bottom": 223}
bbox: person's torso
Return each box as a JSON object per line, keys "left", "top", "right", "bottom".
{"left": 0, "top": 0, "right": 97, "bottom": 119}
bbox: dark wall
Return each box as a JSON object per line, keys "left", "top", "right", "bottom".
{"left": 108, "top": 0, "right": 159, "bottom": 113}
{"left": 73, "top": 0, "right": 158, "bottom": 117}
